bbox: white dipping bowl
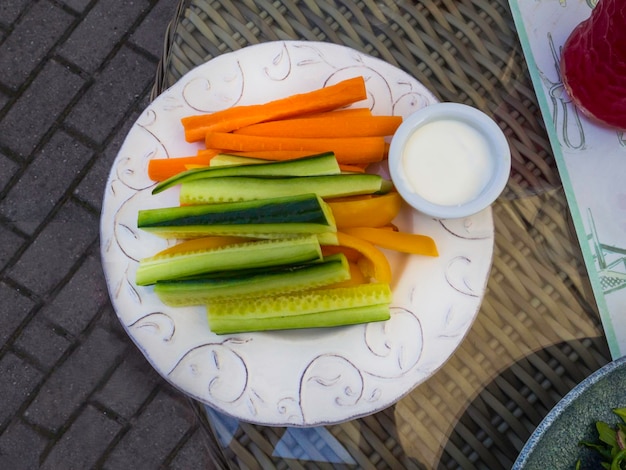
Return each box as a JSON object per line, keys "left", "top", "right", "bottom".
{"left": 388, "top": 102, "right": 511, "bottom": 219}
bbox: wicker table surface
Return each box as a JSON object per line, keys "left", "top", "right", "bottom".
{"left": 150, "top": 1, "right": 611, "bottom": 468}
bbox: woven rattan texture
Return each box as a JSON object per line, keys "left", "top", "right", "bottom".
{"left": 152, "top": 1, "right": 611, "bottom": 468}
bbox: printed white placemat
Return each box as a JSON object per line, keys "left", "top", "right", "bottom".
{"left": 510, "top": 0, "right": 626, "bottom": 358}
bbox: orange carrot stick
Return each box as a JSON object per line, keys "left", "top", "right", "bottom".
{"left": 234, "top": 115, "right": 402, "bottom": 138}
{"left": 224, "top": 150, "right": 322, "bottom": 161}
{"left": 297, "top": 108, "right": 373, "bottom": 119}
{"left": 205, "top": 133, "right": 386, "bottom": 164}
{"left": 181, "top": 76, "right": 367, "bottom": 141}
{"left": 148, "top": 150, "right": 219, "bottom": 181}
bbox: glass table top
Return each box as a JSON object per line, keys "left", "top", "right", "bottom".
{"left": 134, "top": 0, "right": 614, "bottom": 467}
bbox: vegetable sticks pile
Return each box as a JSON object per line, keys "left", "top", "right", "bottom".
{"left": 138, "top": 76, "right": 439, "bottom": 334}
{"left": 148, "top": 76, "right": 402, "bottom": 181}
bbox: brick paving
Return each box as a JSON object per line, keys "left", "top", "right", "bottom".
{"left": 0, "top": 1, "right": 221, "bottom": 468}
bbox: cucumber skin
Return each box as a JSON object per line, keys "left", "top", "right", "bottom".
{"left": 139, "top": 224, "right": 333, "bottom": 239}
{"left": 139, "top": 193, "right": 331, "bottom": 226}
{"left": 137, "top": 193, "right": 336, "bottom": 238}
{"left": 152, "top": 152, "right": 340, "bottom": 194}
{"left": 135, "top": 235, "right": 322, "bottom": 286}
{"left": 139, "top": 227, "right": 340, "bottom": 242}
{"left": 208, "top": 304, "right": 390, "bottom": 334}
{"left": 154, "top": 254, "right": 350, "bottom": 306}
{"left": 179, "top": 174, "right": 387, "bottom": 205}
{"left": 206, "top": 283, "right": 392, "bottom": 334}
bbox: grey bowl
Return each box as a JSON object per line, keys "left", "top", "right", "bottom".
{"left": 513, "top": 355, "right": 626, "bottom": 469}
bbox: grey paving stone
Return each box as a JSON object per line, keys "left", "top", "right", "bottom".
{"left": 0, "top": 225, "right": 24, "bottom": 271}
{"left": 95, "top": 303, "right": 127, "bottom": 337}
{"left": 7, "top": 199, "right": 98, "bottom": 296}
{"left": 41, "top": 253, "right": 108, "bottom": 335}
{"left": 58, "top": 0, "right": 95, "bottom": 14}
{"left": 0, "top": 0, "right": 30, "bottom": 27}
{"left": 0, "top": 420, "right": 47, "bottom": 470}
{"left": 102, "top": 389, "right": 194, "bottom": 470}
{"left": 0, "top": 130, "right": 94, "bottom": 235}
{"left": 13, "top": 316, "right": 73, "bottom": 370}
{"left": 93, "top": 345, "right": 162, "bottom": 419}
{"left": 0, "top": 281, "right": 35, "bottom": 343}
{"left": 25, "top": 326, "right": 127, "bottom": 432}
{"left": 131, "top": 0, "right": 179, "bottom": 59}
{"left": 0, "top": 152, "right": 18, "bottom": 191}
{"left": 65, "top": 46, "right": 156, "bottom": 144}
{"left": 0, "top": 60, "right": 84, "bottom": 159}
{"left": 0, "top": 89, "right": 8, "bottom": 113}
{"left": 41, "top": 404, "right": 122, "bottom": 470}
{"left": 73, "top": 146, "right": 114, "bottom": 210}
{"left": 74, "top": 106, "right": 143, "bottom": 210}
{"left": 0, "top": 0, "right": 225, "bottom": 466}
{"left": 169, "top": 426, "right": 219, "bottom": 469}
{"left": 58, "top": 0, "right": 150, "bottom": 73}
{"left": 0, "top": 0, "right": 74, "bottom": 89}
{"left": 0, "top": 352, "right": 44, "bottom": 429}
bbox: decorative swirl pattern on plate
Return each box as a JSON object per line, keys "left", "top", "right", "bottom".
{"left": 264, "top": 43, "right": 292, "bottom": 80}
{"left": 113, "top": 190, "right": 170, "bottom": 262}
{"left": 393, "top": 86, "right": 436, "bottom": 116}
{"left": 364, "top": 306, "right": 424, "bottom": 376}
{"left": 276, "top": 396, "right": 304, "bottom": 424}
{"left": 300, "top": 354, "right": 364, "bottom": 422}
{"left": 137, "top": 108, "right": 158, "bottom": 128}
{"left": 439, "top": 304, "right": 476, "bottom": 339}
{"left": 445, "top": 256, "right": 480, "bottom": 297}
{"left": 182, "top": 60, "right": 245, "bottom": 112}
{"left": 129, "top": 312, "right": 176, "bottom": 343}
{"left": 113, "top": 266, "right": 142, "bottom": 306}
{"left": 100, "top": 41, "right": 494, "bottom": 426}
{"left": 293, "top": 43, "right": 338, "bottom": 68}
{"left": 168, "top": 341, "right": 249, "bottom": 404}
{"left": 114, "top": 154, "right": 153, "bottom": 192}
{"left": 114, "top": 110, "right": 169, "bottom": 192}
{"left": 439, "top": 211, "right": 493, "bottom": 240}
{"left": 161, "top": 94, "right": 185, "bottom": 113}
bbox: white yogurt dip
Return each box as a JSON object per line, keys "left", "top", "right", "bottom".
{"left": 401, "top": 119, "right": 492, "bottom": 206}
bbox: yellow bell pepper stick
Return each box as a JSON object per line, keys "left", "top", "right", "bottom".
{"left": 327, "top": 192, "right": 403, "bottom": 229}
{"left": 341, "top": 227, "right": 438, "bottom": 257}
{"left": 155, "top": 236, "right": 251, "bottom": 256}
{"left": 320, "top": 246, "right": 369, "bottom": 287}
{"left": 324, "top": 262, "right": 368, "bottom": 288}
{"left": 334, "top": 232, "right": 393, "bottom": 284}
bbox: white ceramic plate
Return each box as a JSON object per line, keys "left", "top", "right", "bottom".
{"left": 100, "top": 41, "right": 495, "bottom": 426}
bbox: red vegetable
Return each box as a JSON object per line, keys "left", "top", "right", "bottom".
{"left": 560, "top": 0, "right": 626, "bottom": 130}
